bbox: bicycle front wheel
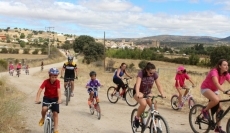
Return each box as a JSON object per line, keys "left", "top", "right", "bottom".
{"left": 171, "top": 95, "right": 179, "bottom": 110}
{"left": 44, "top": 119, "right": 51, "bottom": 133}
{"left": 125, "top": 88, "right": 138, "bottom": 107}
{"left": 131, "top": 108, "right": 142, "bottom": 133}
{"left": 96, "top": 103, "right": 101, "bottom": 120}
{"left": 150, "top": 114, "right": 170, "bottom": 133}
{"left": 227, "top": 119, "right": 230, "bottom": 133}
{"left": 107, "top": 86, "right": 119, "bottom": 103}
{"left": 66, "top": 87, "right": 70, "bottom": 106}
{"left": 188, "top": 97, "right": 196, "bottom": 110}
{"left": 189, "top": 104, "right": 210, "bottom": 133}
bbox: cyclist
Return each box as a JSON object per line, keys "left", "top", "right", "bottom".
{"left": 201, "top": 59, "right": 230, "bottom": 133}
{"left": 25, "top": 64, "right": 29, "bottom": 74}
{"left": 175, "top": 65, "right": 195, "bottom": 109}
{"left": 86, "top": 71, "right": 102, "bottom": 108}
{"left": 8, "top": 61, "right": 14, "bottom": 74}
{"left": 16, "top": 62, "right": 22, "bottom": 74}
{"left": 113, "top": 63, "right": 132, "bottom": 99}
{"left": 35, "top": 68, "right": 61, "bottom": 133}
{"left": 60, "top": 56, "right": 78, "bottom": 97}
{"left": 133, "top": 62, "right": 165, "bottom": 128}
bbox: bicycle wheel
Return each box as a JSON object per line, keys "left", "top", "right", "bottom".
{"left": 189, "top": 104, "right": 210, "bottom": 133}
{"left": 96, "top": 103, "right": 101, "bottom": 120}
{"left": 188, "top": 97, "right": 196, "bottom": 110}
{"left": 125, "top": 88, "right": 138, "bottom": 107}
{"left": 227, "top": 119, "right": 230, "bottom": 133}
{"left": 171, "top": 95, "right": 179, "bottom": 110}
{"left": 90, "top": 103, "right": 94, "bottom": 115}
{"left": 107, "top": 86, "right": 119, "bottom": 103}
{"left": 150, "top": 114, "right": 170, "bottom": 133}
{"left": 131, "top": 108, "right": 142, "bottom": 133}
{"left": 44, "top": 119, "right": 51, "bottom": 133}
{"left": 66, "top": 87, "right": 70, "bottom": 106}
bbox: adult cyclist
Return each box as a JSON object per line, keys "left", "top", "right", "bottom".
{"left": 60, "top": 56, "right": 78, "bottom": 97}
{"left": 16, "top": 62, "right": 22, "bottom": 74}
{"left": 41, "top": 60, "right": 44, "bottom": 71}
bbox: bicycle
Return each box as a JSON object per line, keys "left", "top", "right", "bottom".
{"left": 36, "top": 102, "right": 57, "bottom": 133}
{"left": 64, "top": 78, "right": 74, "bottom": 106}
{"left": 16, "top": 69, "right": 20, "bottom": 77}
{"left": 171, "top": 86, "right": 196, "bottom": 110}
{"left": 107, "top": 77, "right": 138, "bottom": 107}
{"left": 131, "top": 95, "right": 170, "bottom": 133}
{"left": 41, "top": 66, "right": 44, "bottom": 71}
{"left": 25, "top": 69, "right": 29, "bottom": 75}
{"left": 9, "top": 69, "right": 14, "bottom": 76}
{"left": 88, "top": 87, "right": 101, "bottom": 120}
{"left": 189, "top": 90, "right": 230, "bottom": 133}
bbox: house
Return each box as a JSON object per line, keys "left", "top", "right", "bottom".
{"left": 66, "top": 38, "right": 75, "bottom": 44}
{"left": 0, "top": 35, "right": 6, "bottom": 41}
{"left": 20, "top": 39, "right": 29, "bottom": 43}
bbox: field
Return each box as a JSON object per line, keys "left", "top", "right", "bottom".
{"left": 0, "top": 54, "right": 47, "bottom": 59}
{"left": 75, "top": 56, "right": 229, "bottom": 109}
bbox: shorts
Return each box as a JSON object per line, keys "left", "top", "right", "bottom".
{"left": 64, "top": 75, "right": 75, "bottom": 82}
{"left": 201, "top": 88, "right": 219, "bottom": 95}
{"left": 133, "top": 89, "right": 151, "bottom": 97}
{"left": 16, "top": 68, "right": 21, "bottom": 70}
{"left": 87, "top": 88, "right": 98, "bottom": 98}
{"left": 42, "top": 96, "right": 59, "bottom": 113}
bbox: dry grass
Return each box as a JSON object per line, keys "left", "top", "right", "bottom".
{"left": 0, "top": 77, "right": 27, "bottom": 133}
{"left": 0, "top": 54, "right": 47, "bottom": 59}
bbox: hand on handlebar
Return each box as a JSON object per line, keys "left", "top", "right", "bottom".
{"left": 60, "top": 76, "right": 63, "bottom": 79}
{"left": 35, "top": 101, "right": 41, "bottom": 104}
{"left": 75, "top": 76, "right": 78, "bottom": 80}
{"left": 224, "top": 90, "right": 230, "bottom": 95}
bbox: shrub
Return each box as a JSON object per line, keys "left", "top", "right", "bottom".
{"left": 32, "top": 49, "right": 39, "bottom": 54}
{"left": 1, "top": 48, "right": 8, "bottom": 53}
{"left": 23, "top": 48, "right": 30, "bottom": 54}
{"left": 138, "top": 60, "right": 148, "bottom": 69}
{"left": 0, "top": 59, "right": 7, "bottom": 70}
{"left": 12, "top": 49, "right": 19, "bottom": 54}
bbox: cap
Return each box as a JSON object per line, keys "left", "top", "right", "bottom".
{"left": 177, "top": 66, "right": 185, "bottom": 72}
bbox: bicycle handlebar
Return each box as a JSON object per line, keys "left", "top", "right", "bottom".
{"left": 35, "top": 102, "right": 58, "bottom": 105}
{"left": 224, "top": 89, "right": 230, "bottom": 95}
{"left": 124, "top": 77, "right": 132, "bottom": 80}
{"left": 64, "top": 78, "right": 75, "bottom": 80}
{"left": 138, "top": 95, "right": 165, "bottom": 99}
{"left": 183, "top": 86, "right": 195, "bottom": 89}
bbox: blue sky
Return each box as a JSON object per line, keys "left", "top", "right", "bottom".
{"left": 0, "top": 0, "right": 230, "bottom": 38}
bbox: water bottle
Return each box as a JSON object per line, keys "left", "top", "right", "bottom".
{"left": 141, "top": 111, "right": 148, "bottom": 125}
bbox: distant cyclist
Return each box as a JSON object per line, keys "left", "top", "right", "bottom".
{"left": 60, "top": 56, "right": 78, "bottom": 97}
{"left": 16, "top": 62, "right": 22, "bottom": 74}
{"left": 113, "top": 63, "right": 132, "bottom": 99}
{"left": 8, "top": 61, "right": 14, "bottom": 75}
{"left": 41, "top": 60, "right": 44, "bottom": 71}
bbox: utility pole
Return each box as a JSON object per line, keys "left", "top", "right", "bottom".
{"left": 45, "top": 27, "right": 54, "bottom": 58}
{"left": 104, "top": 31, "right": 106, "bottom": 72}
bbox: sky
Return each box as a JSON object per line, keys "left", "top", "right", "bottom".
{"left": 0, "top": 0, "right": 230, "bottom": 38}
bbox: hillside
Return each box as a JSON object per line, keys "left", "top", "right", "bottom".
{"left": 218, "top": 36, "right": 230, "bottom": 42}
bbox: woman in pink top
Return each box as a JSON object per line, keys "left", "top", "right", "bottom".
{"left": 175, "top": 66, "right": 195, "bottom": 108}
{"left": 201, "top": 59, "right": 230, "bottom": 133}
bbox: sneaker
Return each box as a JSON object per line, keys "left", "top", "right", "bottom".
{"left": 54, "top": 130, "right": 59, "bottom": 133}
{"left": 202, "top": 109, "right": 209, "bottom": 120}
{"left": 214, "top": 126, "right": 226, "bottom": 133}
{"left": 134, "top": 116, "right": 140, "bottom": 128}
{"left": 39, "top": 118, "right": 44, "bottom": 126}
{"left": 115, "top": 92, "right": 120, "bottom": 98}
{"left": 71, "top": 93, "right": 74, "bottom": 97}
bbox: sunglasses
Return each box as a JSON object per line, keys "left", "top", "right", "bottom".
{"left": 148, "top": 71, "right": 154, "bottom": 75}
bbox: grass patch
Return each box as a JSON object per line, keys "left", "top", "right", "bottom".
{"left": 0, "top": 77, "right": 27, "bottom": 133}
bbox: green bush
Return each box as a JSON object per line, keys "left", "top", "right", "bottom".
{"left": 12, "top": 49, "right": 19, "bottom": 54}
{"left": 8, "top": 48, "right": 13, "bottom": 53}
{"left": 1, "top": 48, "right": 8, "bottom": 53}
{"left": 32, "top": 49, "right": 39, "bottom": 54}
{"left": 138, "top": 60, "right": 148, "bottom": 69}
{"left": 0, "top": 59, "right": 7, "bottom": 70}
{"left": 23, "top": 49, "right": 30, "bottom": 54}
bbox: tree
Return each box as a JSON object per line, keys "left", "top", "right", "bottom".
{"left": 210, "top": 46, "right": 230, "bottom": 67}
{"left": 23, "top": 48, "right": 30, "bottom": 54}
{"left": 83, "top": 42, "right": 104, "bottom": 64}
{"left": 138, "top": 60, "right": 148, "bottom": 69}
{"left": 73, "top": 35, "right": 95, "bottom": 53}
{"left": 1, "top": 48, "right": 8, "bottom": 53}
{"left": 20, "top": 41, "right": 26, "bottom": 48}
{"left": 20, "top": 33, "right": 25, "bottom": 39}
{"left": 189, "top": 54, "right": 200, "bottom": 65}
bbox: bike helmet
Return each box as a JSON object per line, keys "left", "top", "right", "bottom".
{"left": 68, "top": 56, "right": 73, "bottom": 61}
{"left": 49, "top": 67, "right": 59, "bottom": 75}
{"left": 89, "top": 71, "right": 96, "bottom": 76}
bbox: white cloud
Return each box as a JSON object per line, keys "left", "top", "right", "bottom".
{"left": 0, "top": 0, "right": 229, "bottom": 38}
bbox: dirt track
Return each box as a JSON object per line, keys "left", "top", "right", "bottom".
{"left": 0, "top": 54, "right": 228, "bottom": 133}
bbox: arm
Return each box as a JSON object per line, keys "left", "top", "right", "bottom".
{"left": 75, "top": 68, "right": 78, "bottom": 78}
{"left": 125, "top": 71, "right": 132, "bottom": 78}
{"left": 188, "top": 78, "right": 195, "bottom": 86}
{"left": 60, "top": 67, "right": 65, "bottom": 77}
{"left": 212, "top": 76, "right": 225, "bottom": 92}
{"left": 135, "top": 77, "right": 142, "bottom": 98}
{"left": 35, "top": 88, "right": 43, "bottom": 102}
{"left": 116, "top": 69, "right": 122, "bottom": 79}
{"left": 57, "top": 88, "right": 61, "bottom": 103}
{"left": 155, "top": 79, "right": 165, "bottom": 97}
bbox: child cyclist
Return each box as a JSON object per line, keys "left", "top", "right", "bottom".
{"left": 86, "top": 71, "right": 102, "bottom": 108}
{"left": 35, "top": 68, "right": 61, "bottom": 133}
{"left": 175, "top": 66, "right": 195, "bottom": 109}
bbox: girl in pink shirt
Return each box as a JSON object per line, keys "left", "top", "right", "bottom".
{"left": 175, "top": 66, "right": 195, "bottom": 108}
{"left": 200, "top": 59, "right": 230, "bottom": 132}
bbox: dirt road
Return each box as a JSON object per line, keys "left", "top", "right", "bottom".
{"left": 0, "top": 60, "right": 228, "bottom": 133}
